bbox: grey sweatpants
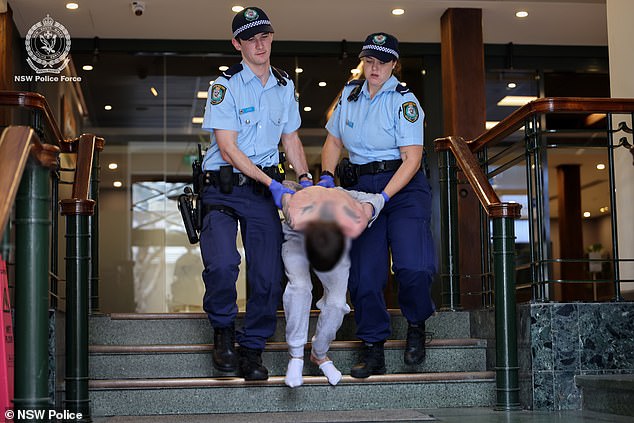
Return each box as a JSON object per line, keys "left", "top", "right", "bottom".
{"left": 282, "top": 223, "right": 351, "bottom": 359}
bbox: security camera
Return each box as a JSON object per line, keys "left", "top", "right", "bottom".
{"left": 131, "top": 1, "right": 145, "bottom": 16}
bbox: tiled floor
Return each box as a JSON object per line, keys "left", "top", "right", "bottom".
{"left": 92, "top": 408, "right": 633, "bottom": 422}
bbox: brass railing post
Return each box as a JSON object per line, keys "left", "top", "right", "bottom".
{"left": 438, "top": 149, "right": 461, "bottom": 310}
{"left": 60, "top": 198, "right": 94, "bottom": 420}
{"left": 491, "top": 203, "right": 522, "bottom": 410}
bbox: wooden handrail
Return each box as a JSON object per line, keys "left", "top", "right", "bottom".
{"left": 0, "top": 90, "right": 73, "bottom": 149}
{"left": 468, "top": 97, "right": 634, "bottom": 153}
{"left": 0, "top": 126, "right": 60, "bottom": 240}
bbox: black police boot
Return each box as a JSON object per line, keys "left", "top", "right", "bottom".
{"left": 404, "top": 322, "right": 427, "bottom": 365}
{"left": 350, "top": 341, "right": 386, "bottom": 378}
{"left": 238, "top": 346, "right": 269, "bottom": 381}
{"left": 212, "top": 326, "right": 238, "bottom": 372}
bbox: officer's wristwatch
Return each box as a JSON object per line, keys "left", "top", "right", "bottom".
{"left": 298, "top": 172, "right": 313, "bottom": 181}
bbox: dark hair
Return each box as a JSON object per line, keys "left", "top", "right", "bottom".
{"left": 304, "top": 221, "right": 345, "bottom": 272}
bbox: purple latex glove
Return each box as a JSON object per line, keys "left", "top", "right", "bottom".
{"left": 316, "top": 175, "right": 335, "bottom": 188}
{"left": 269, "top": 180, "right": 295, "bottom": 208}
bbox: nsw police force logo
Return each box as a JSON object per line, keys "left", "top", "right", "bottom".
{"left": 372, "top": 34, "right": 387, "bottom": 45}
{"left": 402, "top": 101, "right": 419, "bottom": 123}
{"left": 244, "top": 9, "right": 259, "bottom": 21}
{"left": 25, "top": 15, "right": 71, "bottom": 74}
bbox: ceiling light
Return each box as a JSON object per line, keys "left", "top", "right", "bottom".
{"left": 108, "top": 163, "right": 118, "bottom": 170}
{"left": 507, "top": 82, "right": 517, "bottom": 89}
{"left": 82, "top": 65, "right": 93, "bottom": 71}
{"left": 583, "top": 211, "right": 591, "bottom": 218}
{"left": 113, "top": 181, "right": 123, "bottom": 188}
{"left": 104, "top": 105, "right": 112, "bottom": 111}
{"left": 350, "top": 69, "right": 361, "bottom": 75}
{"left": 318, "top": 81, "right": 327, "bottom": 87}
{"left": 219, "top": 66, "right": 229, "bottom": 72}
{"left": 66, "top": 2, "right": 79, "bottom": 10}
{"left": 596, "top": 163, "right": 606, "bottom": 170}
{"left": 485, "top": 121, "right": 500, "bottom": 130}
{"left": 303, "top": 106, "right": 312, "bottom": 112}
{"left": 295, "top": 68, "right": 303, "bottom": 74}
{"left": 197, "top": 91, "right": 208, "bottom": 99}
{"left": 192, "top": 117, "right": 204, "bottom": 124}
{"left": 497, "top": 96, "right": 538, "bottom": 107}
{"left": 209, "top": 80, "right": 215, "bottom": 85}
{"left": 400, "top": 82, "right": 407, "bottom": 87}
{"left": 516, "top": 10, "right": 529, "bottom": 18}
{"left": 421, "top": 69, "right": 427, "bottom": 76}
{"left": 392, "top": 8, "right": 405, "bottom": 16}
{"left": 150, "top": 87, "right": 158, "bottom": 97}
{"left": 231, "top": 6, "right": 244, "bottom": 13}
{"left": 600, "top": 206, "right": 609, "bottom": 213}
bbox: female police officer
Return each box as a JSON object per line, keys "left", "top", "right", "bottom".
{"left": 200, "top": 7, "right": 310, "bottom": 381}
{"left": 319, "top": 32, "right": 436, "bottom": 378}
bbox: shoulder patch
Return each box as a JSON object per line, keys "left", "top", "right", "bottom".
{"left": 396, "top": 84, "right": 410, "bottom": 95}
{"left": 346, "top": 79, "right": 364, "bottom": 87}
{"left": 222, "top": 63, "right": 243, "bottom": 79}
{"left": 271, "top": 66, "right": 289, "bottom": 86}
{"left": 402, "top": 101, "right": 419, "bottom": 123}
{"left": 210, "top": 84, "right": 227, "bottom": 105}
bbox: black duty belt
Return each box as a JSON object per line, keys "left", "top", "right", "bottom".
{"left": 354, "top": 159, "right": 402, "bottom": 176}
{"left": 203, "top": 171, "right": 253, "bottom": 187}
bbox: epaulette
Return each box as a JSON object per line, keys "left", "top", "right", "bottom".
{"left": 346, "top": 79, "right": 364, "bottom": 102}
{"left": 221, "top": 63, "right": 243, "bottom": 79}
{"left": 396, "top": 83, "right": 410, "bottom": 95}
{"left": 271, "top": 66, "right": 288, "bottom": 86}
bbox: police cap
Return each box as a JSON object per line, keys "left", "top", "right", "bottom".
{"left": 359, "top": 32, "right": 400, "bottom": 63}
{"left": 232, "top": 7, "right": 274, "bottom": 40}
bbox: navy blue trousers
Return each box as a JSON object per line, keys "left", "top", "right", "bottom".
{"left": 348, "top": 170, "right": 437, "bottom": 343}
{"left": 199, "top": 184, "right": 283, "bottom": 350}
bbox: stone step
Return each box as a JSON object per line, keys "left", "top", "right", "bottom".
{"left": 576, "top": 374, "right": 634, "bottom": 417}
{"left": 89, "top": 310, "right": 472, "bottom": 345}
{"left": 89, "top": 338, "right": 487, "bottom": 379}
{"left": 89, "top": 371, "right": 496, "bottom": 416}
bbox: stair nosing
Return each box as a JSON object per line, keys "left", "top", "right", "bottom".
{"left": 89, "top": 371, "right": 495, "bottom": 390}
{"left": 89, "top": 338, "right": 486, "bottom": 354}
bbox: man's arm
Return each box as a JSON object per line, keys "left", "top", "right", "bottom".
{"left": 339, "top": 188, "right": 386, "bottom": 227}
{"left": 214, "top": 129, "right": 273, "bottom": 185}
{"left": 281, "top": 130, "right": 309, "bottom": 179}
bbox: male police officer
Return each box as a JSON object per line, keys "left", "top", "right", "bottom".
{"left": 200, "top": 6, "right": 311, "bottom": 380}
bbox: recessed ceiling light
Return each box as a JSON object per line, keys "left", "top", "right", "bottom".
{"left": 219, "top": 66, "right": 229, "bottom": 72}
{"left": 66, "top": 2, "right": 79, "bottom": 10}
{"left": 600, "top": 206, "right": 609, "bottom": 213}
{"left": 209, "top": 80, "right": 215, "bottom": 85}
{"left": 516, "top": 10, "right": 529, "bottom": 18}
{"left": 392, "top": 8, "right": 405, "bottom": 16}
{"left": 108, "top": 163, "right": 118, "bottom": 170}
{"left": 497, "top": 96, "right": 538, "bottom": 107}
{"left": 507, "top": 82, "right": 517, "bottom": 89}
{"left": 350, "top": 69, "right": 361, "bottom": 75}
{"left": 295, "top": 68, "right": 303, "bottom": 74}
{"left": 150, "top": 87, "right": 158, "bottom": 97}
{"left": 583, "top": 211, "right": 591, "bottom": 218}
{"left": 82, "top": 65, "right": 93, "bottom": 71}
{"left": 192, "top": 117, "right": 204, "bottom": 124}
{"left": 400, "top": 82, "right": 407, "bottom": 87}
{"left": 104, "top": 105, "right": 112, "bottom": 111}
{"left": 303, "top": 106, "right": 312, "bottom": 112}
{"left": 485, "top": 121, "right": 500, "bottom": 130}
{"left": 197, "top": 91, "right": 208, "bottom": 99}
{"left": 596, "top": 163, "right": 606, "bottom": 170}
{"left": 113, "top": 181, "right": 123, "bottom": 188}
{"left": 231, "top": 6, "right": 244, "bottom": 13}
{"left": 421, "top": 69, "right": 427, "bottom": 76}
{"left": 318, "top": 81, "right": 327, "bottom": 87}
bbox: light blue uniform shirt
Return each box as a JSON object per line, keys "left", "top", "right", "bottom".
{"left": 201, "top": 62, "right": 301, "bottom": 171}
{"left": 326, "top": 75, "right": 424, "bottom": 164}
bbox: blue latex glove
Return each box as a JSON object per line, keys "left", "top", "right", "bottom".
{"left": 269, "top": 180, "right": 295, "bottom": 209}
{"left": 316, "top": 175, "right": 335, "bottom": 188}
{"left": 381, "top": 191, "right": 390, "bottom": 203}
{"left": 299, "top": 179, "right": 313, "bottom": 188}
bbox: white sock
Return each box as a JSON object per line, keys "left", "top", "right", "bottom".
{"left": 285, "top": 358, "right": 304, "bottom": 388}
{"left": 319, "top": 360, "right": 342, "bottom": 386}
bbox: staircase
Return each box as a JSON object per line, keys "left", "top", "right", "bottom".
{"left": 88, "top": 310, "right": 495, "bottom": 416}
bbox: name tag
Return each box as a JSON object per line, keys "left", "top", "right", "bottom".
{"left": 239, "top": 106, "right": 255, "bottom": 114}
